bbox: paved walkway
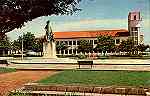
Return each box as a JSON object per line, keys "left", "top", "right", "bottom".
{"left": 0, "top": 64, "right": 149, "bottom": 71}
{"left": 1, "top": 58, "right": 149, "bottom": 71}
{"left": 0, "top": 71, "right": 58, "bottom": 96}
{"left": 93, "top": 59, "right": 150, "bottom": 64}
{"left": 8, "top": 58, "right": 150, "bottom": 64}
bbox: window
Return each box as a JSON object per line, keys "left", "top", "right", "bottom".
{"left": 135, "top": 37, "right": 138, "bottom": 41}
{"left": 77, "top": 41, "right": 80, "bottom": 45}
{"left": 69, "top": 49, "right": 72, "bottom": 54}
{"left": 116, "top": 39, "right": 120, "bottom": 44}
{"left": 61, "top": 50, "right": 64, "bottom": 54}
{"left": 94, "top": 40, "right": 97, "bottom": 44}
{"left": 69, "top": 41, "right": 72, "bottom": 45}
{"left": 73, "top": 49, "right": 76, "bottom": 54}
{"left": 77, "top": 49, "right": 80, "bottom": 53}
{"left": 64, "top": 41, "right": 68, "bottom": 45}
{"left": 134, "top": 15, "right": 136, "bottom": 20}
{"left": 73, "top": 41, "right": 76, "bottom": 45}
{"left": 65, "top": 50, "right": 68, "bottom": 54}
{"left": 90, "top": 40, "right": 93, "bottom": 44}
{"left": 134, "top": 32, "right": 138, "bottom": 36}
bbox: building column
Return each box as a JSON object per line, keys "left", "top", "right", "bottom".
{"left": 93, "top": 40, "right": 94, "bottom": 46}
{"left": 76, "top": 40, "right": 78, "bottom": 55}
{"left": 72, "top": 41, "right": 73, "bottom": 55}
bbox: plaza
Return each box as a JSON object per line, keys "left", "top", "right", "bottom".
{"left": 0, "top": 0, "right": 150, "bottom": 96}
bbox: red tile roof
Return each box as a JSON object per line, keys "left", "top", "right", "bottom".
{"left": 53, "top": 29, "right": 129, "bottom": 39}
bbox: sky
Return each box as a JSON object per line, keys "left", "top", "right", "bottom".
{"left": 7, "top": 0, "right": 150, "bottom": 44}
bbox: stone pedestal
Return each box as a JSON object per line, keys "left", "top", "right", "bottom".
{"left": 43, "top": 41, "right": 57, "bottom": 58}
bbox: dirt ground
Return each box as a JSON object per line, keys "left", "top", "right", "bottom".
{"left": 0, "top": 71, "right": 58, "bottom": 96}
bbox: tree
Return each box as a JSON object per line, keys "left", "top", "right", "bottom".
{"left": 117, "top": 39, "right": 142, "bottom": 55}
{"left": 0, "top": 0, "right": 81, "bottom": 34}
{"left": 23, "top": 32, "right": 35, "bottom": 51}
{"left": 95, "top": 35, "right": 115, "bottom": 56}
{"left": 0, "top": 34, "right": 11, "bottom": 56}
{"left": 12, "top": 32, "right": 36, "bottom": 52}
{"left": 77, "top": 40, "right": 93, "bottom": 54}
{"left": 137, "top": 44, "right": 149, "bottom": 54}
{"left": 11, "top": 39, "right": 21, "bottom": 53}
{"left": 32, "top": 39, "right": 43, "bottom": 52}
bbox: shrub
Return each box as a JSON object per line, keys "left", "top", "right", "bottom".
{"left": 78, "top": 54, "right": 86, "bottom": 59}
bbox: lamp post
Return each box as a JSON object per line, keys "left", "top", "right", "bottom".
{"left": 21, "top": 32, "right": 24, "bottom": 60}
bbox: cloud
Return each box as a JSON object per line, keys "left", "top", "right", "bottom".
{"left": 53, "top": 19, "right": 128, "bottom": 31}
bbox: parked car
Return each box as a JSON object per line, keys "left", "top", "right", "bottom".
{"left": 26, "top": 50, "right": 37, "bottom": 56}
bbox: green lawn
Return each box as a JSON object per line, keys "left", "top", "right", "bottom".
{"left": 38, "top": 70, "right": 150, "bottom": 87}
{"left": 0, "top": 67, "right": 16, "bottom": 73}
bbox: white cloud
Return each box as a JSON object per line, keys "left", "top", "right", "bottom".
{"left": 52, "top": 19, "right": 128, "bottom": 32}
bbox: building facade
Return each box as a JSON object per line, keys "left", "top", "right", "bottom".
{"left": 42, "top": 12, "right": 143, "bottom": 55}
{"left": 54, "top": 29, "right": 129, "bottom": 55}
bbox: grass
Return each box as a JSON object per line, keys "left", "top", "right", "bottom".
{"left": 0, "top": 67, "right": 16, "bottom": 73}
{"left": 38, "top": 70, "right": 150, "bottom": 87}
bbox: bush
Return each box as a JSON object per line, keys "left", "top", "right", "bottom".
{"left": 78, "top": 54, "right": 86, "bottom": 59}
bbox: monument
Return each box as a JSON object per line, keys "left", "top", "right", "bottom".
{"left": 43, "top": 20, "right": 57, "bottom": 58}
{"left": 9, "top": 20, "right": 77, "bottom": 64}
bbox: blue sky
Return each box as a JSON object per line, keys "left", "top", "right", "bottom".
{"left": 7, "top": 0, "right": 150, "bottom": 44}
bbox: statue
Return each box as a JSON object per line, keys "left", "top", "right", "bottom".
{"left": 43, "top": 20, "right": 57, "bottom": 58}
{"left": 45, "top": 20, "right": 54, "bottom": 42}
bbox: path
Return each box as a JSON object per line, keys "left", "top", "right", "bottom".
{"left": 0, "top": 71, "right": 58, "bottom": 96}
{"left": 5, "top": 64, "right": 150, "bottom": 71}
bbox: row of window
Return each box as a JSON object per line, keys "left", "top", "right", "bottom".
{"left": 131, "top": 27, "right": 138, "bottom": 31}
{"left": 56, "top": 40, "right": 97, "bottom": 45}
{"left": 56, "top": 39, "right": 123, "bottom": 45}
{"left": 57, "top": 49, "right": 78, "bottom": 54}
{"left": 131, "top": 32, "right": 138, "bottom": 36}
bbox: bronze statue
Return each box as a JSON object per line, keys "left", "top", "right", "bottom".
{"left": 45, "top": 20, "right": 54, "bottom": 42}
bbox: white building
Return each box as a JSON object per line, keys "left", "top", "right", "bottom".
{"left": 41, "top": 12, "right": 143, "bottom": 55}
{"left": 53, "top": 29, "right": 129, "bottom": 55}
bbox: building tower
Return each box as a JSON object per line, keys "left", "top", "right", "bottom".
{"left": 128, "top": 12, "right": 142, "bottom": 45}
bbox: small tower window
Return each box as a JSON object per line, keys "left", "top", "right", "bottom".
{"left": 134, "top": 15, "right": 136, "bottom": 20}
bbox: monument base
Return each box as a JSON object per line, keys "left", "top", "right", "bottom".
{"left": 43, "top": 41, "right": 57, "bottom": 58}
